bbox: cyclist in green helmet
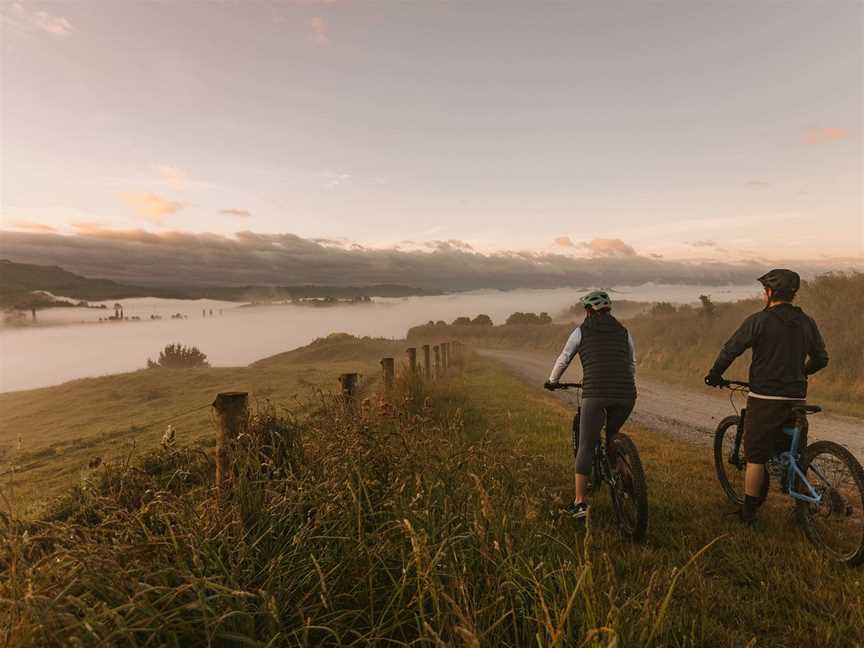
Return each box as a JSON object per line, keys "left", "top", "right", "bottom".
{"left": 545, "top": 289, "right": 637, "bottom": 519}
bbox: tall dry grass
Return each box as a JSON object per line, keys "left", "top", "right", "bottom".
{"left": 627, "top": 272, "right": 864, "bottom": 405}
{"left": 3, "top": 373, "right": 717, "bottom": 647}
{"left": 408, "top": 272, "right": 864, "bottom": 408}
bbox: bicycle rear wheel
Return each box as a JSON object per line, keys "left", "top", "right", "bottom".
{"left": 713, "top": 415, "right": 768, "bottom": 506}
{"left": 607, "top": 433, "right": 648, "bottom": 541}
{"left": 796, "top": 441, "right": 864, "bottom": 566}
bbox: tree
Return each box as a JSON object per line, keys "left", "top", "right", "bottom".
{"left": 148, "top": 344, "right": 210, "bottom": 369}
{"left": 452, "top": 316, "right": 472, "bottom": 325}
{"left": 699, "top": 295, "right": 717, "bottom": 318}
{"left": 471, "top": 314, "right": 493, "bottom": 326}
{"left": 649, "top": 302, "right": 677, "bottom": 317}
{"left": 505, "top": 311, "right": 553, "bottom": 325}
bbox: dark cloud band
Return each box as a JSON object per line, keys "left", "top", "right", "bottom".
{"left": 0, "top": 229, "right": 778, "bottom": 290}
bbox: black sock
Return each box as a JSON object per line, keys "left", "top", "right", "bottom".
{"left": 742, "top": 495, "right": 760, "bottom": 521}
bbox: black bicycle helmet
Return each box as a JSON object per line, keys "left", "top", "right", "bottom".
{"left": 757, "top": 269, "right": 800, "bottom": 294}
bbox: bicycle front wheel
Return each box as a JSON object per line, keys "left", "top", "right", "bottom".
{"left": 713, "top": 415, "right": 768, "bottom": 506}
{"left": 608, "top": 433, "right": 648, "bottom": 541}
{"left": 796, "top": 441, "right": 864, "bottom": 566}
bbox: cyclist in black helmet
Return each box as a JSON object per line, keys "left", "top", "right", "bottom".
{"left": 704, "top": 269, "right": 829, "bottom": 524}
{"left": 545, "top": 290, "right": 637, "bottom": 519}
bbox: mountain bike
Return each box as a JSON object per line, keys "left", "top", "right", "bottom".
{"left": 551, "top": 382, "right": 648, "bottom": 541}
{"left": 713, "top": 380, "right": 864, "bottom": 565}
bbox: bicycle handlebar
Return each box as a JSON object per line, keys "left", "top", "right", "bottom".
{"left": 549, "top": 382, "right": 582, "bottom": 390}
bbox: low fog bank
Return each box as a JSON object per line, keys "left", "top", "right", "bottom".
{"left": 0, "top": 230, "right": 785, "bottom": 291}
{"left": 0, "top": 285, "right": 757, "bottom": 392}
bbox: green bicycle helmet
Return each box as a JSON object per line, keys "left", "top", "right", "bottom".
{"left": 580, "top": 289, "right": 612, "bottom": 310}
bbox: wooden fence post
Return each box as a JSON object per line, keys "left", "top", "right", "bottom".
{"left": 339, "top": 373, "right": 359, "bottom": 404}
{"left": 380, "top": 357, "right": 395, "bottom": 392}
{"left": 212, "top": 391, "right": 249, "bottom": 501}
{"left": 433, "top": 345, "right": 441, "bottom": 378}
{"left": 422, "top": 344, "right": 431, "bottom": 380}
{"left": 452, "top": 340, "right": 463, "bottom": 372}
{"left": 406, "top": 347, "right": 417, "bottom": 374}
{"left": 441, "top": 342, "right": 449, "bottom": 371}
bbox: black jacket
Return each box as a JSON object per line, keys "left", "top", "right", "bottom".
{"left": 580, "top": 312, "right": 637, "bottom": 400}
{"left": 709, "top": 303, "right": 828, "bottom": 398}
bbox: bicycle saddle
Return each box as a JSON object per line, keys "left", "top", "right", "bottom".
{"left": 794, "top": 404, "right": 822, "bottom": 414}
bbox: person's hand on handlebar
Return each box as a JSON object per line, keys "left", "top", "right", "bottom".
{"left": 543, "top": 380, "right": 557, "bottom": 391}
{"left": 703, "top": 372, "right": 724, "bottom": 388}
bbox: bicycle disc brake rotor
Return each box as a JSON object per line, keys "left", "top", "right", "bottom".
{"left": 823, "top": 488, "right": 852, "bottom": 517}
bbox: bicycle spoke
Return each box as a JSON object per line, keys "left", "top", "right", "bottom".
{"left": 799, "top": 443, "right": 864, "bottom": 564}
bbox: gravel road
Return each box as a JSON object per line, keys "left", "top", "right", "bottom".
{"left": 478, "top": 348, "right": 863, "bottom": 461}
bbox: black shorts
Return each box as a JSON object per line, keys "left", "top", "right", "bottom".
{"left": 743, "top": 396, "right": 806, "bottom": 464}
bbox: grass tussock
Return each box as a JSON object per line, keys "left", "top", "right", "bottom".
{"left": 3, "top": 358, "right": 863, "bottom": 647}
{"left": 0, "top": 375, "right": 708, "bottom": 646}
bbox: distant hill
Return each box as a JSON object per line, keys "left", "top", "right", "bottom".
{"left": 0, "top": 259, "right": 442, "bottom": 307}
{"left": 0, "top": 259, "right": 172, "bottom": 305}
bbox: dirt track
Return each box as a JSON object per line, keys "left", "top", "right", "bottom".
{"left": 478, "top": 348, "right": 864, "bottom": 461}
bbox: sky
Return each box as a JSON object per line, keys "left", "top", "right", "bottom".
{"left": 0, "top": 0, "right": 862, "bottom": 284}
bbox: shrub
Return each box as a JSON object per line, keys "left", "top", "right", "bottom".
{"left": 147, "top": 343, "right": 209, "bottom": 369}
{"left": 506, "top": 311, "right": 553, "bottom": 325}
{"left": 471, "top": 313, "right": 493, "bottom": 326}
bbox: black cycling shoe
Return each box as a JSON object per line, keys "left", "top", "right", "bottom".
{"left": 562, "top": 501, "right": 589, "bottom": 519}
{"left": 737, "top": 508, "right": 757, "bottom": 527}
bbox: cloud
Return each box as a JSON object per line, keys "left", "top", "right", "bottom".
{"left": 689, "top": 240, "right": 717, "bottom": 248}
{"left": 70, "top": 222, "right": 110, "bottom": 234}
{"left": 425, "top": 239, "right": 475, "bottom": 252}
{"left": 308, "top": 16, "right": 329, "bottom": 45}
{"left": 580, "top": 238, "right": 637, "bottom": 257}
{"left": 6, "top": 3, "right": 74, "bottom": 35}
{"left": 220, "top": 208, "right": 251, "bottom": 219}
{"left": 0, "top": 229, "right": 778, "bottom": 291}
{"left": 4, "top": 221, "right": 57, "bottom": 233}
{"left": 747, "top": 181, "right": 770, "bottom": 188}
{"left": 323, "top": 171, "right": 350, "bottom": 188}
{"left": 554, "top": 236, "right": 576, "bottom": 248}
{"left": 806, "top": 127, "right": 849, "bottom": 143}
{"left": 122, "top": 193, "right": 182, "bottom": 225}
{"left": 155, "top": 165, "right": 187, "bottom": 191}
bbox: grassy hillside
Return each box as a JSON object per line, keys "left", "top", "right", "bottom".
{"left": 3, "top": 354, "right": 862, "bottom": 646}
{"left": 0, "top": 334, "right": 406, "bottom": 516}
{"left": 408, "top": 272, "right": 864, "bottom": 412}
{"left": 0, "top": 259, "right": 441, "bottom": 307}
{"left": 0, "top": 259, "right": 167, "bottom": 306}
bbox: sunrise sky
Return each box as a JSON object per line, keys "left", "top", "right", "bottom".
{"left": 1, "top": 0, "right": 862, "bottom": 267}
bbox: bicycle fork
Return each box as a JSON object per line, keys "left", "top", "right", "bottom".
{"left": 729, "top": 408, "right": 747, "bottom": 468}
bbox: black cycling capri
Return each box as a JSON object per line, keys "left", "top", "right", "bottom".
{"left": 575, "top": 397, "right": 635, "bottom": 475}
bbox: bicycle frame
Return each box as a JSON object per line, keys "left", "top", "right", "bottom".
{"left": 778, "top": 416, "right": 823, "bottom": 505}
{"left": 727, "top": 397, "right": 824, "bottom": 505}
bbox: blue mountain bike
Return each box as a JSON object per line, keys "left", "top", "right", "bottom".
{"left": 713, "top": 380, "right": 864, "bottom": 566}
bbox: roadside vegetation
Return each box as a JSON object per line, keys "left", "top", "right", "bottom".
{"left": 626, "top": 272, "right": 864, "bottom": 408}
{"left": 3, "top": 353, "right": 862, "bottom": 646}
{"left": 409, "top": 272, "right": 864, "bottom": 413}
